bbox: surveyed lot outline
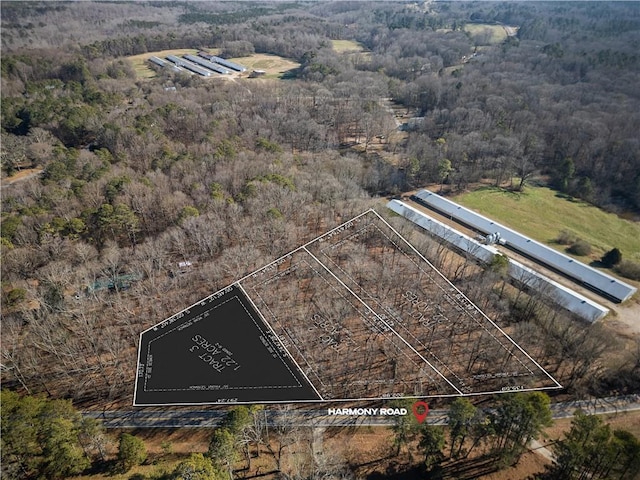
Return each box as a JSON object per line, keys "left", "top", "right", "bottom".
{"left": 134, "top": 210, "right": 561, "bottom": 406}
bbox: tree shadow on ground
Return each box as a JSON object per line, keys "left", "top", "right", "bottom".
{"left": 78, "top": 460, "right": 113, "bottom": 477}
{"left": 554, "top": 192, "right": 581, "bottom": 203}
{"left": 80, "top": 459, "right": 123, "bottom": 477}
{"left": 440, "top": 456, "right": 501, "bottom": 479}
{"left": 366, "top": 463, "right": 423, "bottom": 480}
{"left": 243, "top": 469, "right": 280, "bottom": 479}
{"left": 473, "top": 185, "right": 527, "bottom": 197}
{"left": 363, "top": 455, "right": 501, "bottom": 480}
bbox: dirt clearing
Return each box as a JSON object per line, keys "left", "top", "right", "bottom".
{"left": 2, "top": 168, "right": 43, "bottom": 186}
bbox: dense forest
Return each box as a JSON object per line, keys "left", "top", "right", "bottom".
{"left": 1, "top": 2, "right": 640, "bottom": 478}
{"left": 3, "top": 2, "right": 639, "bottom": 206}
{"left": 3, "top": 0, "right": 640, "bottom": 402}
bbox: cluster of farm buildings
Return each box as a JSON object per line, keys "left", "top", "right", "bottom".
{"left": 148, "top": 51, "right": 254, "bottom": 77}
{"left": 388, "top": 191, "right": 637, "bottom": 323}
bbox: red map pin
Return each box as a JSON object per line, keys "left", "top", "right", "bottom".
{"left": 412, "top": 400, "right": 429, "bottom": 424}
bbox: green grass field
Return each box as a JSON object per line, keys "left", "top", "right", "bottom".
{"left": 464, "top": 24, "right": 508, "bottom": 44}
{"left": 232, "top": 53, "right": 300, "bottom": 79}
{"left": 331, "top": 39, "right": 365, "bottom": 52}
{"left": 452, "top": 186, "right": 640, "bottom": 262}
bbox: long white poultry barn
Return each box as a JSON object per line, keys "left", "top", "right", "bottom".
{"left": 387, "top": 199, "right": 610, "bottom": 323}
{"left": 411, "top": 190, "right": 637, "bottom": 303}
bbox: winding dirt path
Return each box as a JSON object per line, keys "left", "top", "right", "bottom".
{"left": 1, "top": 168, "right": 43, "bottom": 188}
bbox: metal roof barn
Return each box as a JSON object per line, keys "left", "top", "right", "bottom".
{"left": 210, "top": 56, "right": 247, "bottom": 72}
{"left": 165, "top": 55, "right": 187, "bottom": 66}
{"left": 148, "top": 56, "right": 167, "bottom": 67}
{"left": 165, "top": 55, "right": 212, "bottom": 76}
{"left": 198, "top": 51, "right": 216, "bottom": 61}
{"left": 183, "top": 54, "right": 230, "bottom": 75}
{"left": 387, "top": 199, "right": 609, "bottom": 322}
{"left": 412, "top": 190, "right": 637, "bottom": 303}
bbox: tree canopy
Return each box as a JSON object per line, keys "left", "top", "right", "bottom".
{"left": 118, "top": 433, "right": 147, "bottom": 473}
{"left": 0, "top": 390, "right": 93, "bottom": 480}
{"left": 542, "top": 410, "right": 640, "bottom": 480}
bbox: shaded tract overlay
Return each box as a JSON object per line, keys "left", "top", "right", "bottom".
{"left": 134, "top": 285, "right": 321, "bottom": 405}
{"left": 305, "top": 211, "right": 561, "bottom": 396}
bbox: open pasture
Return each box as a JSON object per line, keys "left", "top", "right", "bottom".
{"left": 331, "top": 39, "right": 365, "bottom": 52}
{"left": 453, "top": 186, "right": 640, "bottom": 263}
{"left": 464, "top": 23, "right": 510, "bottom": 44}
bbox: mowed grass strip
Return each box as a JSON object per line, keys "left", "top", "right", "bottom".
{"left": 331, "top": 39, "right": 365, "bottom": 52}
{"left": 452, "top": 186, "right": 640, "bottom": 262}
{"left": 463, "top": 23, "right": 508, "bottom": 44}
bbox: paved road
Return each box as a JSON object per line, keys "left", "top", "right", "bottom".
{"left": 84, "top": 394, "right": 640, "bottom": 429}
{"left": 548, "top": 394, "right": 640, "bottom": 419}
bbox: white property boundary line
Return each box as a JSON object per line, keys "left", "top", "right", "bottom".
{"left": 315, "top": 221, "right": 537, "bottom": 381}
{"left": 132, "top": 330, "right": 145, "bottom": 406}
{"left": 133, "top": 209, "right": 562, "bottom": 406}
{"left": 245, "top": 254, "right": 440, "bottom": 392}
{"left": 374, "top": 209, "right": 563, "bottom": 390}
{"left": 135, "top": 212, "right": 378, "bottom": 406}
{"left": 138, "top": 209, "right": 378, "bottom": 337}
{"left": 236, "top": 283, "right": 325, "bottom": 401}
{"left": 301, "top": 245, "right": 464, "bottom": 395}
{"left": 144, "top": 296, "right": 303, "bottom": 392}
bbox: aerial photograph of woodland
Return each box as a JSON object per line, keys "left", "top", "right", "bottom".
{"left": 1, "top": 1, "right": 640, "bottom": 479}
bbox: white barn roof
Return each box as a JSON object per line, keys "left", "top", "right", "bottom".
{"left": 412, "top": 190, "right": 637, "bottom": 303}
{"left": 148, "top": 56, "right": 167, "bottom": 67}
{"left": 165, "top": 55, "right": 212, "bottom": 76}
{"left": 209, "top": 56, "right": 247, "bottom": 72}
{"left": 387, "top": 199, "right": 610, "bottom": 322}
{"left": 183, "top": 55, "right": 230, "bottom": 75}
